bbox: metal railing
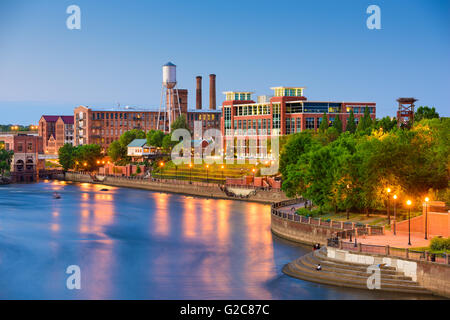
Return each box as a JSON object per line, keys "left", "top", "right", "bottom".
{"left": 328, "top": 237, "right": 450, "bottom": 265}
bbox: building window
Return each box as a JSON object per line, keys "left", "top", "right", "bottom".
{"left": 296, "top": 118, "right": 302, "bottom": 132}
{"left": 306, "top": 118, "right": 315, "bottom": 130}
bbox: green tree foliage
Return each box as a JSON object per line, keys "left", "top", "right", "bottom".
{"left": 415, "top": 106, "right": 439, "bottom": 122}
{"left": 170, "top": 114, "right": 190, "bottom": 134}
{"left": 332, "top": 115, "right": 343, "bottom": 134}
{"left": 318, "top": 112, "right": 328, "bottom": 133}
{"left": 162, "top": 134, "right": 174, "bottom": 150}
{"left": 346, "top": 109, "right": 357, "bottom": 134}
{"left": 0, "top": 149, "right": 13, "bottom": 175}
{"left": 107, "top": 140, "right": 125, "bottom": 163}
{"left": 58, "top": 143, "right": 75, "bottom": 171}
{"left": 58, "top": 144, "right": 102, "bottom": 171}
{"left": 374, "top": 116, "right": 397, "bottom": 132}
{"left": 107, "top": 129, "right": 146, "bottom": 164}
{"left": 356, "top": 107, "right": 373, "bottom": 134}
{"left": 281, "top": 117, "right": 449, "bottom": 215}
{"left": 147, "top": 130, "right": 165, "bottom": 147}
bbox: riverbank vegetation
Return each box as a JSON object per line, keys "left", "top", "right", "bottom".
{"left": 280, "top": 109, "right": 449, "bottom": 218}
{"left": 58, "top": 144, "right": 102, "bottom": 171}
{"left": 0, "top": 148, "right": 13, "bottom": 177}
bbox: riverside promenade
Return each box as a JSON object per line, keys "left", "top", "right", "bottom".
{"left": 273, "top": 200, "right": 450, "bottom": 298}
{"left": 59, "top": 172, "right": 290, "bottom": 204}
{"left": 278, "top": 202, "right": 431, "bottom": 248}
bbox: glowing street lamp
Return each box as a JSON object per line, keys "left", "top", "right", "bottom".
{"left": 424, "top": 197, "right": 430, "bottom": 240}
{"left": 189, "top": 163, "right": 193, "bottom": 184}
{"left": 393, "top": 195, "right": 398, "bottom": 235}
{"left": 221, "top": 165, "right": 225, "bottom": 182}
{"left": 159, "top": 161, "right": 164, "bottom": 180}
{"left": 406, "top": 199, "right": 412, "bottom": 246}
{"left": 205, "top": 164, "right": 209, "bottom": 183}
{"left": 386, "top": 187, "right": 391, "bottom": 225}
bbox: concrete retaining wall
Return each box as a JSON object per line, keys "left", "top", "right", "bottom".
{"left": 327, "top": 246, "right": 450, "bottom": 298}
{"left": 271, "top": 213, "right": 335, "bottom": 245}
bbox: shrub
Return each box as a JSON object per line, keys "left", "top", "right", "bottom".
{"left": 430, "top": 237, "right": 450, "bottom": 252}
{"left": 296, "top": 208, "right": 323, "bottom": 218}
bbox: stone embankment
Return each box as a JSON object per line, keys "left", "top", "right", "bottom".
{"left": 60, "top": 172, "right": 289, "bottom": 204}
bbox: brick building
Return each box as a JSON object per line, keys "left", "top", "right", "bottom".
{"left": 38, "top": 115, "right": 74, "bottom": 154}
{"left": 221, "top": 87, "right": 376, "bottom": 158}
{"left": 0, "top": 134, "right": 44, "bottom": 182}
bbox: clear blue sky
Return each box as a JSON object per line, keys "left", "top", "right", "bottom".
{"left": 0, "top": 0, "right": 448, "bottom": 124}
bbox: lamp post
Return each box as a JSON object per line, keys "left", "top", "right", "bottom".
{"left": 221, "top": 165, "right": 225, "bottom": 183}
{"left": 159, "top": 161, "right": 164, "bottom": 181}
{"left": 206, "top": 164, "right": 209, "bottom": 183}
{"left": 386, "top": 188, "right": 391, "bottom": 224}
{"left": 189, "top": 163, "right": 192, "bottom": 184}
{"left": 252, "top": 168, "right": 256, "bottom": 189}
{"left": 406, "top": 199, "right": 412, "bottom": 246}
{"left": 393, "top": 195, "right": 397, "bottom": 235}
{"left": 424, "top": 197, "right": 429, "bottom": 240}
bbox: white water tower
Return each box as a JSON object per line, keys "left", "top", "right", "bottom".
{"left": 158, "top": 62, "right": 181, "bottom": 132}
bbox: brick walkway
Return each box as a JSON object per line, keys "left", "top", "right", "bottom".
{"left": 279, "top": 202, "right": 431, "bottom": 248}
{"left": 356, "top": 231, "right": 430, "bottom": 248}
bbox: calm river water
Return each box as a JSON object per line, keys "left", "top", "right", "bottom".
{"left": 0, "top": 181, "right": 427, "bottom": 299}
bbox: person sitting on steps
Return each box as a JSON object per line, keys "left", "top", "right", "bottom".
{"left": 316, "top": 264, "right": 322, "bottom": 271}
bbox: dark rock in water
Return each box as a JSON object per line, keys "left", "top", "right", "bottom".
{"left": 100, "top": 188, "right": 109, "bottom": 191}
{"left": 0, "top": 176, "right": 12, "bottom": 185}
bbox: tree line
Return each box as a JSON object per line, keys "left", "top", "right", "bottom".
{"left": 280, "top": 107, "right": 448, "bottom": 215}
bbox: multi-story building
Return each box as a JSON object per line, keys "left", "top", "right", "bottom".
{"left": 38, "top": 115, "right": 74, "bottom": 154}
{"left": 0, "top": 133, "right": 44, "bottom": 182}
{"left": 74, "top": 73, "right": 223, "bottom": 152}
{"left": 221, "top": 87, "right": 376, "bottom": 158}
{"left": 74, "top": 105, "right": 221, "bottom": 152}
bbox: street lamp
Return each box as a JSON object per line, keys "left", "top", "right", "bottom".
{"left": 424, "top": 197, "right": 430, "bottom": 240}
{"left": 386, "top": 187, "right": 391, "bottom": 224}
{"left": 205, "top": 164, "right": 209, "bottom": 183}
{"left": 221, "top": 165, "right": 225, "bottom": 183}
{"left": 159, "top": 161, "right": 164, "bottom": 180}
{"left": 393, "top": 195, "right": 397, "bottom": 235}
{"left": 189, "top": 163, "right": 193, "bottom": 184}
{"left": 406, "top": 199, "right": 412, "bottom": 246}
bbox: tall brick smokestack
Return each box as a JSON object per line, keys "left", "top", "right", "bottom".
{"left": 196, "top": 76, "right": 202, "bottom": 110}
{"left": 209, "top": 74, "right": 216, "bottom": 110}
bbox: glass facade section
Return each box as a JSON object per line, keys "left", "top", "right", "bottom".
{"left": 305, "top": 117, "right": 315, "bottom": 130}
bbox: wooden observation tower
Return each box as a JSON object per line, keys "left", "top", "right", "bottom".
{"left": 396, "top": 98, "right": 417, "bottom": 128}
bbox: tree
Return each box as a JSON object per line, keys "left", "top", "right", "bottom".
{"left": 375, "top": 116, "right": 397, "bottom": 132}
{"left": 162, "top": 134, "right": 174, "bottom": 150}
{"left": 332, "top": 115, "right": 343, "bottom": 134}
{"left": 73, "top": 144, "right": 102, "bottom": 171}
{"left": 58, "top": 143, "right": 75, "bottom": 171}
{"left": 171, "top": 114, "right": 191, "bottom": 134}
{"left": 357, "top": 107, "right": 373, "bottom": 134}
{"left": 415, "top": 106, "right": 439, "bottom": 122}
{"left": 318, "top": 112, "right": 328, "bottom": 133}
{"left": 346, "top": 110, "right": 357, "bottom": 133}
{"left": 107, "top": 129, "right": 146, "bottom": 164}
{"left": 280, "top": 132, "right": 318, "bottom": 197}
{"left": 0, "top": 149, "right": 13, "bottom": 175}
{"left": 107, "top": 140, "right": 125, "bottom": 163}
{"left": 119, "top": 129, "right": 146, "bottom": 148}
{"left": 147, "top": 130, "right": 165, "bottom": 147}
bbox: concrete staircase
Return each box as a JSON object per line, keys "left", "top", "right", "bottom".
{"left": 283, "top": 248, "right": 432, "bottom": 295}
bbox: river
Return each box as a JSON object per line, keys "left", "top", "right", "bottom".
{"left": 0, "top": 181, "right": 426, "bottom": 299}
